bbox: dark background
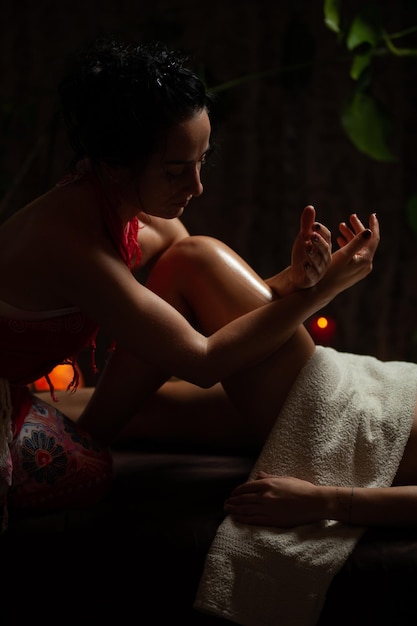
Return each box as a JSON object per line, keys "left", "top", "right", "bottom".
{"left": 2, "top": 0, "right": 417, "bottom": 362}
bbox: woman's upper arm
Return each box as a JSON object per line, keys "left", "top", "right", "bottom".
{"left": 54, "top": 241, "right": 210, "bottom": 382}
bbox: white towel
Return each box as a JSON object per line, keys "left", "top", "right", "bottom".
{"left": 194, "top": 345, "right": 417, "bottom": 626}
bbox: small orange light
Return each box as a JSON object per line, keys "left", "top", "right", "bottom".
{"left": 308, "top": 315, "right": 336, "bottom": 345}
{"left": 316, "top": 316, "right": 328, "bottom": 329}
{"left": 32, "top": 363, "right": 84, "bottom": 392}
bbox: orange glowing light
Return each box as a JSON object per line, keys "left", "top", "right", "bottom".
{"left": 32, "top": 363, "right": 84, "bottom": 392}
{"left": 316, "top": 316, "right": 329, "bottom": 329}
{"left": 308, "top": 315, "right": 336, "bottom": 345}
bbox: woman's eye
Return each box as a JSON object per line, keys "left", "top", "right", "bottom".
{"left": 165, "top": 164, "right": 186, "bottom": 177}
{"left": 164, "top": 152, "right": 210, "bottom": 178}
{"left": 200, "top": 147, "right": 215, "bottom": 168}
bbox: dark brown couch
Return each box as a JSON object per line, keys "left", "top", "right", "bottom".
{"left": 2, "top": 440, "right": 417, "bottom": 625}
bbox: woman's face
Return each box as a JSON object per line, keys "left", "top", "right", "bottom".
{"left": 131, "top": 108, "right": 211, "bottom": 219}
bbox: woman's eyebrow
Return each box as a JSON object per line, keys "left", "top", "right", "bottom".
{"left": 165, "top": 159, "right": 192, "bottom": 164}
{"left": 164, "top": 146, "right": 211, "bottom": 165}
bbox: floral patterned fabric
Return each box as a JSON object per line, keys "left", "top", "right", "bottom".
{"left": 9, "top": 394, "right": 112, "bottom": 510}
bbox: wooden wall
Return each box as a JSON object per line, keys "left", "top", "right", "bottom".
{"left": 1, "top": 0, "right": 417, "bottom": 361}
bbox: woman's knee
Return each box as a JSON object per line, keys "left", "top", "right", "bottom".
{"left": 147, "top": 235, "right": 272, "bottom": 309}
{"left": 145, "top": 236, "right": 216, "bottom": 313}
{"left": 149, "top": 236, "right": 225, "bottom": 279}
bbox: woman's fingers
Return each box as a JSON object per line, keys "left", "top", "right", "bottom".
{"left": 293, "top": 208, "right": 379, "bottom": 291}
{"left": 293, "top": 206, "right": 333, "bottom": 288}
{"left": 337, "top": 213, "right": 379, "bottom": 248}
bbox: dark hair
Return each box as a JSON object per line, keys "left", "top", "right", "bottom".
{"left": 58, "top": 38, "right": 215, "bottom": 167}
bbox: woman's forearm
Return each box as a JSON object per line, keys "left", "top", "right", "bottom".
{"left": 323, "top": 484, "right": 417, "bottom": 527}
{"left": 225, "top": 473, "right": 417, "bottom": 528}
{"left": 265, "top": 266, "right": 294, "bottom": 298}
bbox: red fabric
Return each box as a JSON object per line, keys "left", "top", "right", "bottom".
{"left": 0, "top": 311, "right": 98, "bottom": 432}
{"left": 2, "top": 159, "right": 142, "bottom": 435}
{"left": 0, "top": 312, "right": 97, "bottom": 387}
{"left": 10, "top": 386, "right": 33, "bottom": 436}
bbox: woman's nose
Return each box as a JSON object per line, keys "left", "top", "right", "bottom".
{"left": 187, "top": 165, "right": 204, "bottom": 197}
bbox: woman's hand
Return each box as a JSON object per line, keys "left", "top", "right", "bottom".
{"left": 224, "top": 471, "right": 323, "bottom": 527}
{"left": 317, "top": 212, "right": 380, "bottom": 301}
{"left": 289, "top": 205, "right": 332, "bottom": 290}
{"left": 266, "top": 205, "right": 332, "bottom": 297}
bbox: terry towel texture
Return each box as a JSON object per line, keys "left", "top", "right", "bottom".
{"left": 194, "top": 345, "right": 417, "bottom": 626}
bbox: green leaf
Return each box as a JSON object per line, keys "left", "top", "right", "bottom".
{"left": 350, "top": 53, "right": 372, "bottom": 80}
{"left": 406, "top": 193, "right": 417, "bottom": 237}
{"left": 341, "top": 92, "right": 396, "bottom": 162}
{"left": 346, "top": 4, "right": 382, "bottom": 51}
{"left": 324, "top": 0, "right": 342, "bottom": 34}
{"left": 383, "top": 31, "right": 417, "bottom": 57}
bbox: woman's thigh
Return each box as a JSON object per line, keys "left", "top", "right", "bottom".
{"left": 146, "top": 235, "right": 315, "bottom": 443}
{"left": 146, "top": 235, "right": 274, "bottom": 332}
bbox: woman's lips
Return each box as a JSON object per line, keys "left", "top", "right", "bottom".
{"left": 174, "top": 196, "right": 191, "bottom": 209}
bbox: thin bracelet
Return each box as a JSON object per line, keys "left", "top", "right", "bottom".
{"left": 348, "top": 486, "right": 354, "bottom": 524}
{"left": 335, "top": 486, "right": 355, "bottom": 524}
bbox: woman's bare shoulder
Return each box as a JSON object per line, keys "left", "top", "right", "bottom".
{"left": 0, "top": 181, "right": 120, "bottom": 310}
